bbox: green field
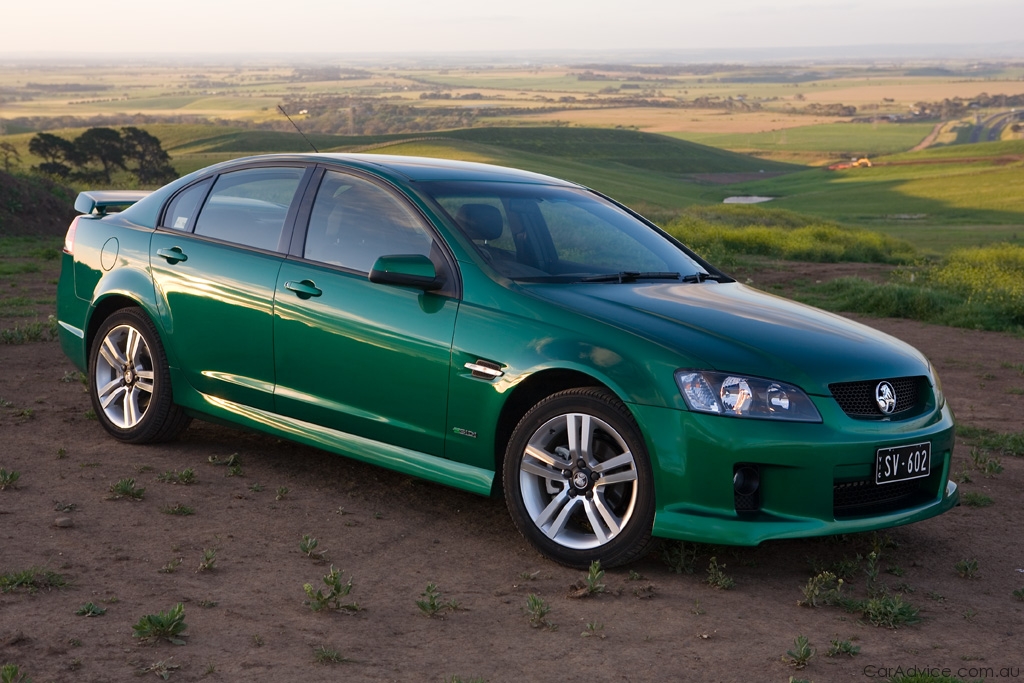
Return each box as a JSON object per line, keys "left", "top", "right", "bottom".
{"left": 672, "top": 122, "right": 937, "bottom": 158}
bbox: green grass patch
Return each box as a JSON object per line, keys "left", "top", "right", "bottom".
{"left": 0, "top": 236, "right": 63, "bottom": 260}
{"left": 0, "top": 317, "right": 59, "bottom": 344}
{"left": 956, "top": 425, "right": 1024, "bottom": 457}
{"left": 672, "top": 122, "right": 936, "bottom": 157}
{"left": 0, "top": 567, "right": 69, "bottom": 593}
{"left": 791, "top": 245, "right": 1024, "bottom": 334}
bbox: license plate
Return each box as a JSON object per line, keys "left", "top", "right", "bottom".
{"left": 875, "top": 442, "right": 931, "bottom": 485}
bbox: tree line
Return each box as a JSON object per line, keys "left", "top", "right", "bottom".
{"left": 24, "top": 127, "right": 177, "bottom": 184}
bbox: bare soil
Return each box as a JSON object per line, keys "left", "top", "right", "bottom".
{"left": 1, "top": 261, "right": 1023, "bottom": 683}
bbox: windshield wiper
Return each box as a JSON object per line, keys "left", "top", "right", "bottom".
{"left": 681, "top": 271, "right": 722, "bottom": 283}
{"left": 579, "top": 271, "right": 681, "bottom": 283}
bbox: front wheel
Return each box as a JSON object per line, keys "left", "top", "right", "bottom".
{"left": 88, "top": 307, "right": 190, "bottom": 443}
{"left": 503, "top": 387, "right": 655, "bottom": 568}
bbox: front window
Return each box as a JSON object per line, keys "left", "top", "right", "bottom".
{"left": 419, "top": 181, "right": 708, "bottom": 281}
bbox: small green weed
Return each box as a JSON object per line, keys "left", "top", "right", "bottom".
{"left": 826, "top": 638, "right": 860, "bottom": 657}
{"left": 275, "top": 486, "right": 288, "bottom": 500}
{"left": 137, "top": 659, "right": 179, "bottom": 678}
{"left": 962, "top": 491, "right": 993, "bottom": 507}
{"left": 161, "top": 504, "right": 195, "bottom": 516}
{"left": 312, "top": 645, "right": 349, "bottom": 664}
{"left": 53, "top": 501, "right": 76, "bottom": 512}
{"left": 75, "top": 602, "right": 107, "bottom": 617}
{"left": 970, "top": 448, "right": 1003, "bottom": 476}
{"left": 661, "top": 540, "right": 698, "bottom": 574}
{"left": 416, "top": 582, "right": 460, "bottom": 617}
{"left": 1012, "top": 588, "right": 1024, "bottom": 601}
{"left": 962, "top": 608, "right": 977, "bottom": 622}
{"left": 0, "top": 468, "right": 20, "bottom": 490}
{"left": 157, "top": 468, "right": 196, "bottom": 485}
{"left": 300, "top": 534, "right": 324, "bottom": 559}
{"left": 132, "top": 603, "right": 187, "bottom": 645}
{"left": 580, "top": 621, "right": 605, "bottom": 638}
{"left": 800, "top": 571, "right": 843, "bottom": 607}
{"left": 445, "top": 677, "right": 486, "bottom": 683}
{"left": 848, "top": 593, "right": 922, "bottom": 628}
{"left": 0, "top": 664, "right": 32, "bottom": 683}
{"left": 524, "top": 593, "right": 556, "bottom": 630}
{"left": 248, "top": 482, "right": 264, "bottom": 492}
{"left": 705, "top": 556, "right": 735, "bottom": 590}
{"left": 159, "top": 558, "right": 182, "bottom": 574}
{"left": 786, "top": 635, "right": 814, "bottom": 669}
{"left": 304, "top": 565, "right": 359, "bottom": 613}
{"left": 955, "top": 558, "right": 979, "bottom": 579}
{"left": 197, "top": 548, "right": 217, "bottom": 572}
{"left": 569, "top": 560, "right": 606, "bottom": 598}
{"left": 583, "top": 560, "right": 605, "bottom": 595}
{"left": 108, "top": 477, "right": 144, "bottom": 500}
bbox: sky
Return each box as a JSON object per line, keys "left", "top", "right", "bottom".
{"left": 3, "top": 0, "right": 1024, "bottom": 57}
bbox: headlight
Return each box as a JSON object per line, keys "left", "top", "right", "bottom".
{"left": 929, "top": 362, "right": 945, "bottom": 409}
{"left": 675, "top": 370, "right": 822, "bottom": 422}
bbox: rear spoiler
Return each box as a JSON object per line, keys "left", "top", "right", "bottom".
{"left": 74, "top": 190, "right": 151, "bottom": 216}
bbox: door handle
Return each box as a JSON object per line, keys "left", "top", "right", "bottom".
{"left": 284, "top": 279, "right": 322, "bottom": 299}
{"left": 156, "top": 247, "right": 188, "bottom": 264}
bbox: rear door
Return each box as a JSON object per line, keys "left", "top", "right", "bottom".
{"left": 272, "top": 168, "right": 459, "bottom": 456}
{"left": 151, "top": 164, "right": 311, "bottom": 410}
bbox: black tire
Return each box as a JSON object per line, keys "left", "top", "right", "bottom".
{"left": 88, "top": 307, "right": 190, "bottom": 444}
{"left": 503, "top": 387, "right": 655, "bottom": 568}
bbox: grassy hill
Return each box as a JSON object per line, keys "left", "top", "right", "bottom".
{"left": 704, "top": 140, "right": 1024, "bottom": 252}
{"left": 1, "top": 125, "right": 802, "bottom": 214}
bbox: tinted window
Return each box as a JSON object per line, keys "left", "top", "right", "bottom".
{"left": 304, "top": 171, "right": 433, "bottom": 273}
{"left": 162, "top": 179, "right": 211, "bottom": 231}
{"left": 423, "top": 181, "right": 706, "bottom": 281}
{"left": 194, "top": 167, "right": 305, "bottom": 251}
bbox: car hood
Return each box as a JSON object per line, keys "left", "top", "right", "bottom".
{"left": 526, "top": 281, "right": 930, "bottom": 395}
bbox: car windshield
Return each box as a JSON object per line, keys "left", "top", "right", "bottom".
{"left": 419, "top": 181, "right": 708, "bottom": 282}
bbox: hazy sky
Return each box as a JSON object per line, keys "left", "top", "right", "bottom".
{"left": 4, "top": 0, "right": 1023, "bottom": 55}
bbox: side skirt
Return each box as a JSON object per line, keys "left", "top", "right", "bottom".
{"left": 188, "top": 393, "right": 495, "bottom": 497}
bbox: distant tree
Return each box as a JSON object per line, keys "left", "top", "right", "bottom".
{"left": 28, "top": 132, "right": 77, "bottom": 178}
{"left": 0, "top": 142, "right": 21, "bottom": 172}
{"left": 74, "top": 127, "right": 126, "bottom": 182}
{"left": 121, "top": 127, "right": 177, "bottom": 185}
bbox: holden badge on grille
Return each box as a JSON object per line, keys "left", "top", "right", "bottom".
{"left": 875, "top": 381, "right": 897, "bottom": 414}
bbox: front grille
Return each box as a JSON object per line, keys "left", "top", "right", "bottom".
{"left": 829, "top": 376, "right": 924, "bottom": 418}
{"left": 833, "top": 478, "right": 930, "bottom": 518}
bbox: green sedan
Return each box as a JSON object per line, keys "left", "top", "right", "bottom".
{"left": 57, "top": 153, "right": 958, "bottom": 567}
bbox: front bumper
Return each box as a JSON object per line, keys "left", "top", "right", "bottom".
{"left": 631, "top": 396, "right": 958, "bottom": 546}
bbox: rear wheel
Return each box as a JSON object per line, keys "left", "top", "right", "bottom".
{"left": 503, "top": 387, "right": 655, "bottom": 568}
{"left": 89, "top": 307, "right": 190, "bottom": 443}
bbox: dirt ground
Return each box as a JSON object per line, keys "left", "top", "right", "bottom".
{"left": 1, "top": 260, "right": 1023, "bottom": 683}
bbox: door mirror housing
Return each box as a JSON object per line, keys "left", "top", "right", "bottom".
{"left": 368, "top": 254, "right": 442, "bottom": 291}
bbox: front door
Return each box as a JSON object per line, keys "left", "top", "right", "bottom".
{"left": 272, "top": 170, "right": 458, "bottom": 456}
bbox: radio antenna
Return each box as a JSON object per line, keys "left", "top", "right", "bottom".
{"left": 278, "top": 105, "right": 319, "bottom": 153}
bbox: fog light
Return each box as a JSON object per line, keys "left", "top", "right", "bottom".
{"left": 733, "top": 464, "right": 761, "bottom": 512}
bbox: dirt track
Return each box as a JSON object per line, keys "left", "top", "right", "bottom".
{"left": 1, "top": 263, "right": 1023, "bottom": 682}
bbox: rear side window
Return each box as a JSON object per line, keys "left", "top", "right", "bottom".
{"left": 303, "top": 171, "right": 433, "bottom": 273}
{"left": 194, "top": 167, "right": 305, "bottom": 251}
{"left": 162, "top": 179, "right": 211, "bottom": 231}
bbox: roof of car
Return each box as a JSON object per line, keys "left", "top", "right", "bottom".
{"left": 218, "top": 153, "right": 577, "bottom": 185}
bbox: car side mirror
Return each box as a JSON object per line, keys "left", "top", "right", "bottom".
{"left": 368, "top": 254, "right": 442, "bottom": 291}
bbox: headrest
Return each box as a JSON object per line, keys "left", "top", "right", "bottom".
{"left": 455, "top": 204, "right": 503, "bottom": 242}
